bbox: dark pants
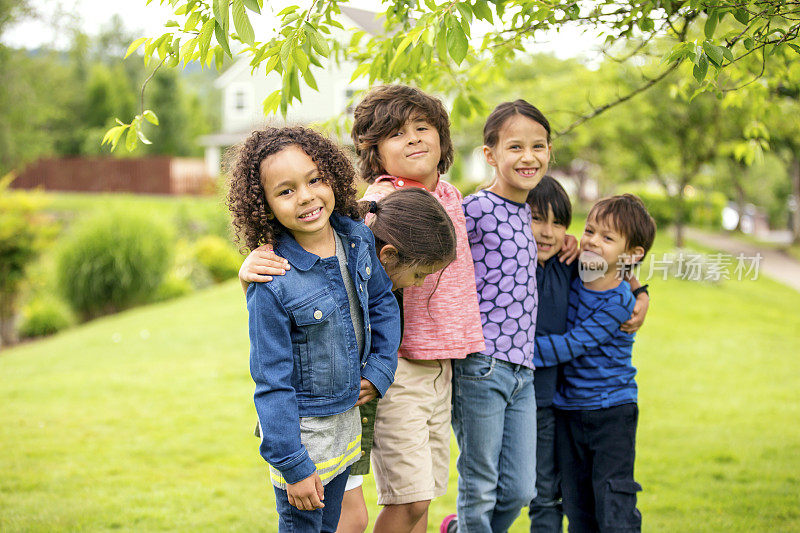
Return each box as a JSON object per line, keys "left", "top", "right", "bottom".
{"left": 273, "top": 466, "right": 351, "bottom": 533}
{"left": 555, "top": 404, "right": 641, "bottom": 533}
{"left": 529, "top": 405, "right": 564, "bottom": 533}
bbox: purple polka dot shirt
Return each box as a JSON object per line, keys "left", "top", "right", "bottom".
{"left": 463, "top": 190, "right": 539, "bottom": 368}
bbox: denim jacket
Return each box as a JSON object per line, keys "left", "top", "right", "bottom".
{"left": 246, "top": 213, "right": 401, "bottom": 484}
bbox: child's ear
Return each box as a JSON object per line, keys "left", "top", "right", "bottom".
{"left": 626, "top": 246, "right": 646, "bottom": 265}
{"left": 378, "top": 244, "right": 400, "bottom": 267}
{"left": 482, "top": 145, "right": 497, "bottom": 167}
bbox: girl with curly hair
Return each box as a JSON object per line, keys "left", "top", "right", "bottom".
{"left": 228, "top": 126, "right": 402, "bottom": 533}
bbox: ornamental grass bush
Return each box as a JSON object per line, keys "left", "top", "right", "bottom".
{"left": 191, "top": 235, "right": 241, "bottom": 283}
{"left": 56, "top": 211, "right": 172, "bottom": 320}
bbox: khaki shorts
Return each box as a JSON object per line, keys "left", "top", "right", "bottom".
{"left": 371, "top": 358, "right": 453, "bottom": 505}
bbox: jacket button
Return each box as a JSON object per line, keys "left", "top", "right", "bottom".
{"left": 365, "top": 266, "right": 371, "bottom": 276}
{"left": 350, "top": 243, "right": 355, "bottom": 248}
{"left": 359, "top": 284, "right": 363, "bottom": 291}
{"left": 397, "top": 180, "right": 404, "bottom": 186}
{"left": 361, "top": 451, "right": 365, "bottom": 456}
{"left": 313, "top": 310, "right": 322, "bottom": 320}
{"left": 361, "top": 417, "right": 368, "bottom": 424}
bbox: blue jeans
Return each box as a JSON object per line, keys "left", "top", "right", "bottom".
{"left": 273, "top": 467, "right": 351, "bottom": 533}
{"left": 529, "top": 406, "right": 564, "bottom": 533}
{"left": 452, "top": 354, "right": 538, "bottom": 533}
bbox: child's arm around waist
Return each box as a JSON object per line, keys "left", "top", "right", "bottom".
{"left": 360, "top": 229, "right": 401, "bottom": 396}
{"left": 247, "top": 282, "right": 316, "bottom": 485}
{"left": 535, "top": 297, "right": 633, "bottom": 368}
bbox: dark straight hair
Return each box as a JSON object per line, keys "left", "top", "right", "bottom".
{"left": 364, "top": 188, "right": 457, "bottom": 269}
{"left": 483, "top": 99, "right": 551, "bottom": 148}
{"left": 526, "top": 176, "right": 572, "bottom": 228}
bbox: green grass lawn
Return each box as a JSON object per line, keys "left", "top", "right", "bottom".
{"left": 3, "top": 234, "right": 800, "bottom": 531}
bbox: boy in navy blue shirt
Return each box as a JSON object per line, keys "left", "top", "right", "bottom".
{"left": 534, "top": 194, "right": 656, "bottom": 533}
{"left": 527, "top": 181, "right": 650, "bottom": 533}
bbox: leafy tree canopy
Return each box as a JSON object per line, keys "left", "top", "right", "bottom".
{"left": 109, "top": 0, "right": 800, "bottom": 150}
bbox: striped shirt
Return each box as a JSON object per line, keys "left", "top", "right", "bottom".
{"left": 362, "top": 177, "right": 485, "bottom": 360}
{"left": 534, "top": 279, "right": 637, "bottom": 410}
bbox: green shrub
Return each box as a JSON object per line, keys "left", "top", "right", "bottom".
{"left": 18, "top": 296, "right": 75, "bottom": 338}
{"left": 0, "top": 176, "right": 57, "bottom": 345}
{"left": 57, "top": 211, "right": 172, "bottom": 319}
{"left": 152, "top": 272, "right": 194, "bottom": 302}
{"left": 192, "top": 235, "right": 241, "bottom": 283}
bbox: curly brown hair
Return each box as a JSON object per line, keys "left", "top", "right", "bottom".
{"left": 351, "top": 85, "right": 454, "bottom": 183}
{"left": 226, "top": 126, "right": 361, "bottom": 251}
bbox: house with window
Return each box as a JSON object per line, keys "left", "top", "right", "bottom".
{"left": 199, "top": 6, "right": 382, "bottom": 176}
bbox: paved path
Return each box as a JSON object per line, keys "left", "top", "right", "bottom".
{"left": 684, "top": 227, "right": 800, "bottom": 293}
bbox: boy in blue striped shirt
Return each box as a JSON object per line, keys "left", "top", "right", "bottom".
{"left": 534, "top": 194, "right": 656, "bottom": 533}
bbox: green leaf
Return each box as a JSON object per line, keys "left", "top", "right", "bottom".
{"left": 743, "top": 37, "right": 754, "bottom": 50}
{"left": 143, "top": 110, "right": 159, "bottom": 125}
{"left": 175, "top": 3, "right": 188, "bottom": 15}
{"left": 349, "top": 62, "right": 370, "bottom": 83}
{"left": 198, "top": 17, "right": 215, "bottom": 58}
{"left": 788, "top": 43, "right": 800, "bottom": 55}
{"left": 185, "top": 11, "right": 201, "bottom": 31}
{"left": 215, "top": 21, "right": 232, "bottom": 56}
{"left": 722, "top": 46, "right": 734, "bottom": 63}
{"left": 277, "top": 5, "right": 299, "bottom": 17}
{"left": 165, "top": 20, "right": 180, "bottom": 27}
{"left": 435, "top": 25, "right": 448, "bottom": 60}
{"left": 704, "top": 12, "right": 717, "bottom": 39}
{"left": 447, "top": 25, "right": 468, "bottom": 65}
{"left": 101, "top": 125, "right": 127, "bottom": 147}
{"left": 125, "top": 37, "right": 149, "bottom": 59}
{"left": 180, "top": 38, "right": 198, "bottom": 63}
{"left": 232, "top": 0, "right": 255, "bottom": 45}
{"left": 472, "top": 0, "right": 492, "bottom": 23}
{"left": 263, "top": 54, "right": 280, "bottom": 74}
{"left": 292, "top": 47, "right": 309, "bottom": 71}
{"left": 306, "top": 25, "right": 330, "bottom": 57}
{"left": 289, "top": 67, "right": 301, "bottom": 101}
{"left": 136, "top": 125, "right": 152, "bottom": 145}
{"left": 125, "top": 125, "right": 138, "bottom": 152}
{"left": 303, "top": 67, "right": 318, "bottom": 91}
{"left": 389, "top": 33, "right": 415, "bottom": 71}
{"left": 214, "top": 46, "right": 225, "bottom": 70}
{"left": 280, "top": 38, "right": 293, "bottom": 62}
{"left": 733, "top": 8, "right": 749, "bottom": 25}
{"left": 702, "top": 41, "right": 724, "bottom": 67}
{"left": 213, "top": 0, "right": 229, "bottom": 29}
{"left": 243, "top": 0, "right": 260, "bottom": 14}
{"left": 263, "top": 90, "right": 281, "bottom": 115}
{"left": 693, "top": 54, "right": 708, "bottom": 82}
{"left": 456, "top": 3, "right": 473, "bottom": 25}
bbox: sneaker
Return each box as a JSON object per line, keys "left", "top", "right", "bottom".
{"left": 440, "top": 514, "right": 457, "bottom": 533}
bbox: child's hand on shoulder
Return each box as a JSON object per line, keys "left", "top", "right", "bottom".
{"left": 558, "top": 234, "right": 580, "bottom": 264}
{"left": 239, "top": 244, "right": 290, "bottom": 293}
{"left": 363, "top": 181, "right": 396, "bottom": 200}
{"left": 356, "top": 379, "right": 378, "bottom": 406}
{"left": 287, "top": 472, "right": 325, "bottom": 510}
{"left": 620, "top": 292, "right": 649, "bottom": 333}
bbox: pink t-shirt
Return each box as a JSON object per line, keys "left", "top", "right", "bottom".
{"left": 363, "top": 176, "right": 485, "bottom": 360}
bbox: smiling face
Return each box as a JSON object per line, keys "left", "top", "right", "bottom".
{"left": 579, "top": 214, "right": 642, "bottom": 287}
{"left": 531, "top": 205, "right": 567, "bottom": 265}
{"left": 376, "top": 115, "right": 442, "bottom": 188}
{"left": 259, "top": 144, "right": 335, "bottom": 246}
{"left": 484, "top": 115, "right": 551, "bottom": 203}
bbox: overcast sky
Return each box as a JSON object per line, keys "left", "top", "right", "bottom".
{"left": 2, "top": 0, "right": 602, "bottom": 60}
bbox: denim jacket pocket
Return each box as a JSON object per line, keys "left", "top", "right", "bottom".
{"left": 289, "top": 293, "right": 349, "bottom": 397}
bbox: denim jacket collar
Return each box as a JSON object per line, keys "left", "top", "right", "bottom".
{"left": 273, "top": 212, "right": 363, "bottom": 272}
